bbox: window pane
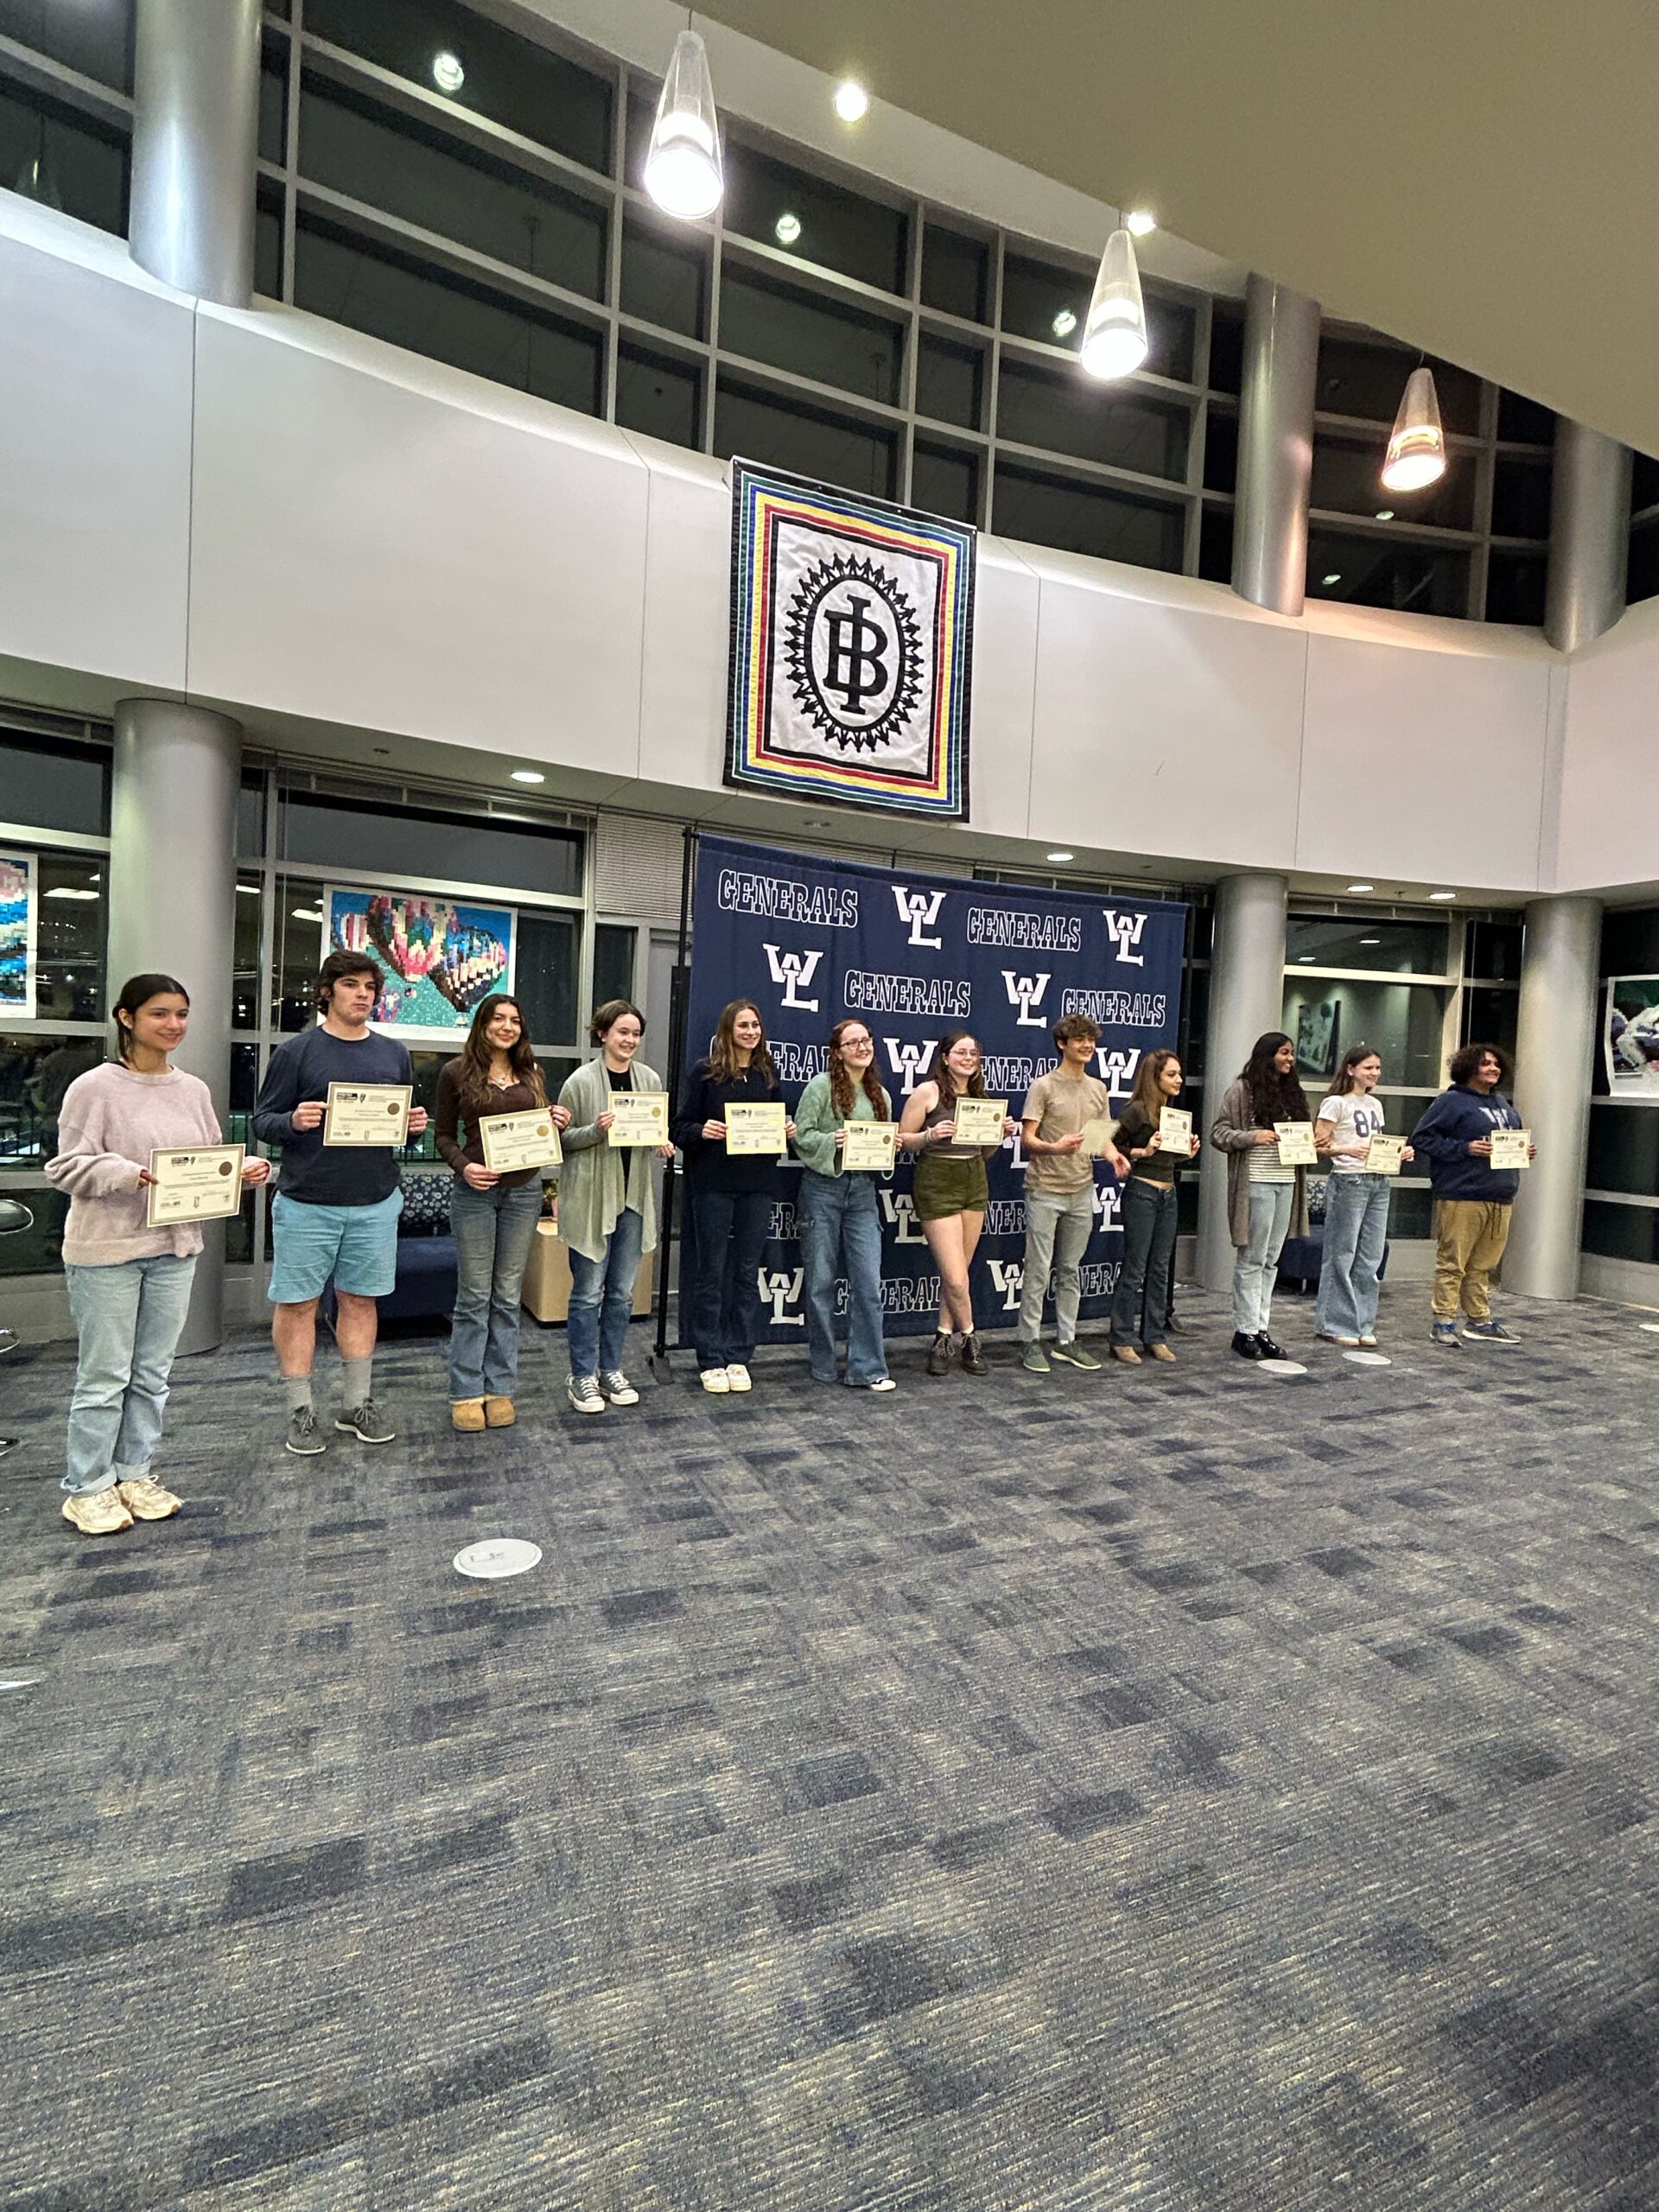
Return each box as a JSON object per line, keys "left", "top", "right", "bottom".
{"left": 915, "top": 331, "right": 982, "bottom": 429}
{"left": 255, "top": 191, "right": 283, "bottom": 300}
{"left": 1586, "top": 1106, "right": 1659, "bottom": 1198}
{"left": 1467, "top": 922, "right": 1522, "bottom": 980}
{"left": 231, "top": 1041, "right": 259, "bottom": 1116}
{"left": 275, "top": 878, "right": 325, "bottom": 1030}
{"left": 593, "top": 923, "right": 636, "bottom": 1011}
{"left": 994, "top": 463, "right": 1184, "bottom": 570}
{"left": 997, "top": 358, "right": 1188, "bottom": 481}
{"left": 1281, "top": 976, "right": 1448, "bottom": 1088}
{"left": 1630, "top": 518, "right": 1659, "bottom": 605}
{"left": 1497, "top": 389, "right": 1553, "bottom": 444}
{"left": 34, "top": 851, "right": 106, "bottom": 1019}
{"left": 294, "top": 216, "right": 602, "bottom": 416}
{"left": 1208, "top": 303, "right": 1243, "bottom": 395}
{"left": 714, "top": 377, "right": 896, "bottom": 499}
{"left": 0, "top": 0, "right": 132, "bottom": 91}
{"left": 1603, "top": 908, "right": 1659, "bottom": 977}
{"left": 620, "top": 213, "right": 708, "bottom": 339}
{"left": 0, "top": 1177, "right": 66, "bottom": 1268}
{"left": 1312, "top": 432, "right": 1475, "bottom": 531}
{"left": 1491, "top": 456, "right": 1552, "bottom": 539}
{"left": 912, "top": 438, "right": 979, "bottom": 526}
{"left": 259, "top": 36, "right": 287, "bottom": 165}
{"left": 302, "top": 0, "right": 612, "bottom": 172}
{"left": 0, "top": 728, "right": 108, "bottom": 834}
{"left": 280, "top": 796, "right": 582, "bottom": 896}
{"left": 299, "top": 77, "right": 607, "bottom": 299}
{"left": 1001, "top": 251, "right": 1195, "bottom": 383}
{"left": 1632, "top": 452, "right": 1659, "bottom": 513}
{"left": 1463, "top": 984, "right": 1519, "bottom": 1058}
{"left": 1582, "top": 1198, "right": 1659, "bottom": 1264}
{"left": 1316, "top": 334, "right": 1482, "bottom": 435}
{"left": 616, "top": 341, "right": 701, "bottom": 449}
{"left": 1287, "top": 918, "right": 1449, "bottom": 973}
{"left": 721, "top": 142, "right": 907, "bottom": 295}
{"left": 0, "top": 73, "right": 128, "bottom": 234}
{"left": 0, "top": 1033, "right": 100, "bottom": 1164}
{"left": 1198, "top": 503, "right": 1233, "bottom": 583}
{"left": 920, "top": 224, "right": 988, "bottom": 321}
{"left": 1484, "top": 550, "right": 1546, "bottom": 627}
{"left": 1202, "top": 407, "right": 1236, "bottom": 493}
{"left": 1306, "top": 528, "right": 1469, "bottom": 617}
{"left": 719, "top": 264, "right": 902, "bottom": 405}
{"left": 232, "top": 874, "right": 263, "bottom": 1029}
{"left": 236, "top": 775, "right": 265, "bottom": 858}
{"left": 512, "top": 909, "right": 578, "bottom": 1046}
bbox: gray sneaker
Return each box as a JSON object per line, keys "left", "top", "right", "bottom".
{"left": 567, "top": 1374, "right": 605, "bottom": 1415}
{"left": 1052, "top": 1339, "right": 1103, "bottom": 1371}
{"left": 285, "top": 1405, "right": 327, "bottom": 1456}
{"left": 1020, "top": 1340, "right": 1051, "bottom": 1374}
{"left": 601, "top": 1370, "right": 640, "bottom": 1407}
{"left": 1463, "top": 1318, "right": 1519, "bottom": 1344}
{"left": 336, "top": 1401, "right": 395, "bottom": 1445}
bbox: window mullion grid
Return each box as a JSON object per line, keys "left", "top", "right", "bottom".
{"left": 281, "top": 0, "right": 302, "bottom": 302}
{"left": 702, "top": 209, "right": 723, "bottom": 454}
{"left": 898, "top": 198, "right": 923, "bottom": 505}
{"left": 1470, "top": 377, "right": 1499, "bottom": 617}
{"left": 601, "top": 60, "right": 626, "bottom": 426}
{"left": 983, "top": 232, "right": 1006, "bottom": 531}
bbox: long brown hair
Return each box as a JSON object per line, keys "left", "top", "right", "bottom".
{"left": 1128, "top": 1047, "right": 1180, "bottom": 1124}
{"left": 707, "top": 997, "right": 776, "bottom": 1086}
{"left": 1240, "top": 1031, "right": 1308, "bottom": 1127}
{"left": 827, "top": 1019, "right": 888, "bottom": 1122}
{"left": 1332, "top": 1043, "right": 1382, "bottom": 1096}
{"left": 456, "top": 993, "right": 544, "bottom": 1116}
{"left": 925, "top": 1029, "right": 987, "bottom": 1112}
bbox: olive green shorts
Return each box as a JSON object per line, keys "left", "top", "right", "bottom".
{"left": 912, "top": 1152, "right": 990, "bottom": 1221}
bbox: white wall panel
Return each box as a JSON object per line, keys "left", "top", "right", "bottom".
{"left": 963, "top": 542, "right": 1040, "bottom": 842}
{"left": 1555, "top": 602, "right": 1659, "bottom": 896}
{"left": 634, "top": 442, "right": 729, "bottom": 796}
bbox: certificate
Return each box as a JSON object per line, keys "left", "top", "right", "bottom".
{"left": 1363, "top": 1132, "right": 1407, "bottom": 1176}
{"left": 323, "top": 1082, "right": 411, "bottom": 1147}
{"left": 606, "top": 1090, "right": 671, "bottom": 1147}
{"left": 1489, "top": 1127, "right": 1532, "bottom": 1169}
{"left": 724, "top": 1101, "right": 787, "bottom": 1157}
{"left": 1080, "top": 1116, "right": 1119, "bottom": 1158}
{"left": 480, "top": 1108, "right": 563, "bottom": 1173}
{"left": 952, "top": 1096, "right": 1009, "bottom": 1146}
{"left": 1158, "top": 1107, "right": 1193, "bottom": 1151}
{"left": 1274, "top": 1119, "right": 1318, "bottom": 1166}
{"left": 146, "top": 1142, "right": 245, "bottom": 1227}
{"left": 842, "top": 1121, "right": 897, "bottom": 1171}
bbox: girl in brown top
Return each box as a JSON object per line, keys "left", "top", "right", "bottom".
{"left": 435, "top": 993, "right": 569, "bottom": 1429}
{"left": 899, "top": 1029, "right": 1017, "bottom": 1376}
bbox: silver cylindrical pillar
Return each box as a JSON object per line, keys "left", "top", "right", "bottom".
{"left": 130, "top": 0, "right": 260, "bottom": 305}
{"left": 109, "top": 700, "right": 242, "bottom": 1353}
{"left": 1231, "top": 275, "right": 1320, "bottom": 617}
{"left": 1195, "top": 872, "right": 1289, "bottom": 1293}
{"left": 1503, "top": 895, "right": 1602, "bottom": 1300}
{"left": 1544, "top": 422, "right": 1631, "bottom": 653}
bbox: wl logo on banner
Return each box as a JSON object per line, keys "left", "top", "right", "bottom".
{"left": 680, "top": 835, "right": 1186, "bottom": 1344}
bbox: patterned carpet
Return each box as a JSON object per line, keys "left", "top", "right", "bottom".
{"left": 2, "top": 1287, "right": 1657, "bottom": 2211}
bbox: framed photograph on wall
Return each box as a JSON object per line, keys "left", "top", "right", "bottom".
{"left": 1606, "top": 976, "right": 1659, "bottom": 1100}
{"left": 0, "top": 851, "right": 36, "bottom": 1020}
{"left": 1295, "top": 995, "right": 1340, "bottom": 1079}
{"left": 323, "top": 887, "right": 516, "bottom": 1042}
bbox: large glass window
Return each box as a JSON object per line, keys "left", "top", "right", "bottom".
{"left": 0, "top": 728, "right": 109, "bottom": 835}
{"left": 995, "top": 464, "right": 1184, "bottom": 571}
{"left": 0, "top": 73, "right": 128, "bottom": 235}
{"left": 1312, "top": 431, "right": 1475, "bottom": 533}
{"left": 719, "top": 264, "right": 903, "bottom": 407}
{"left": 1316, "top": 334, "right": 1481, "bottom": 435}
{"left": 0, "top": 0, "right": 132, "bottom": 92}
{"left": 714, "top": 378, "right": 896, "bottom": 501}
{"left": 279, "top": 793, "right": 583, "bottom": 896}
{"left": 920, "top": 224, "right": 988, "bottom": 323}
{"left": 620, "top": 213, "right": 708, "bottom": 340}
{"left": 1286, "top": 918, "right": 1448, "bottom": 974}
{"left": 615, "top": 342, "right": 701, "bottom": 450}
{"left": 996, "top": 359, "right": 1188, "bottom": 480}
{"left": 1001, "top": 250, "right": 1196, "bottom": 384}
{"left": 721, "top": 141, "right": 908, "bottom": 295}
{"left": 1281, "top": 976, "right": 1447, "bottom": 1090}
{"left": 1306, "top": 528, "right": 1471, "bottom": 619}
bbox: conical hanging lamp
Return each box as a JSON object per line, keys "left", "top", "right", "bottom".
{"left": 644, "top": 27, "right": 723, "bottom": 221}
{"left": 1078, "top": 227, "right": 1148, "bottom": 380}
{"left": 1382, "top": 365, "right": 1446, "bottom": 492}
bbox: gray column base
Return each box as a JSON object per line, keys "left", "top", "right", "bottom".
{"left": 1194, "top": 872, "right": 1289, "bottom": 1294}
{"left": 1503, "top": 896, "right": 1601, "bottom": 1300}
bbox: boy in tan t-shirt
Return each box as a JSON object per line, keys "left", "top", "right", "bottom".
{"left": 1017, "top": 1015, "right": 1128, "bottom": 1371}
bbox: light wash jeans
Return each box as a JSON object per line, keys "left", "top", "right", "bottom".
{"left": 448, "top": 1178, "right": 543, "bottom": 1399}
{"left": 796, "top": 1167, "right": 888, "bottom": 1386}
{"left": 63, "top": 1253, "right": 197, "bottom": 1496}
{"left": 1232, "top": 1180, "right": 1293, "bottom": 1336}
{"left": 1316, "top": 1171, "right": 1390, "bottom": 1340}
{"left": 1018, "top": 1186, "right": 1094, "bottom": 1344}
{"left": 1111, "top": 1179, "right": 1178, "bottom": 1348}
{"left": 567, "top": 1205, "right": 645, "bottom": 1381}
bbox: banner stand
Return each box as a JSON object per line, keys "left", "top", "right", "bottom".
{"left": 648, "top": 823, "right": 699, "bottom": 1378}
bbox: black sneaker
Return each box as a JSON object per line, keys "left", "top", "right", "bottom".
{"left": 959, "top": 1332, "right": 988, "bottom": 1376}
{"left": 1231, "top": 1332, "right": 1263, "bottom": 1361}
{"left": 925, "top": 1332, "right": 957, "bottom": 1376}
{"left": 1255, "top": 1332, "right": 1287, "bottom": 1361}
{"left": 336, "top": 1401, "right": 395, "bottom": 1445}
{"left": 284, "top": 1406, "right": 327, "bottom": 1455}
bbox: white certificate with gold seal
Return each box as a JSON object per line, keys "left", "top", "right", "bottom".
{"left": 480, "top": 1108, "right": 563, "bottom": 1173}
{"left": 952, "top": 1096, "right": 1009, "bottom": 1146}
{"left": 1273, "top": 1119, "right": 1318, "bottom": 1166}
{"left": 1158, "top": 1107, "right": 1193, "bottom": 1150}
{"left": 842, "top": 1121, "right": 897, "bottom": 1171}
{"left": 606, "top": 1090, "right": 671, "bottom": 1147}
{"left": 723, "top": 1101, "right": 788, "bottom": 1157}
{"left": 1488, "top": 1127, "right": 1532, "bottom": 1170}
{"left": 323, "top": 1082, "right": 412, "bottom": 1147}
{"left": 145, "top": 1142, "right": 245, "bottom": 1227}
{"left": 1363, "top": 1133, "right": 1407, "bottom": 1176}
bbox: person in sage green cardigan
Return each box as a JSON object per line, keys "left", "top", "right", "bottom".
{"left": 791, "top": 1018, "right": 897, "bottom": 1392}
{"left": 556, "top": 1000, "right": 675, "bottom": 1415}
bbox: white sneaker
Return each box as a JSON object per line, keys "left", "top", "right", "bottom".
{"left": 701, "top": 1368, "right": 730, "bottom": 1394}
{"left": 567, "top": 1375, "right": 605, "bottom": 1415}
{"left": 724, "top": 1363, "right": 752, "bottom": 1393}
{"left": 601, "top": 1370, "right": 640, "bottom": 1406}
{"left": 865, "top": 1376, "right": 898, "bottom": 1394}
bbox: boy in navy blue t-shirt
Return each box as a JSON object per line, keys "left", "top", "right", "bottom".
{"left": 1410, "top": 1042, "right": 1535, "bottom": 1348}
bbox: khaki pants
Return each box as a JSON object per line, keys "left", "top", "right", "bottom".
{"left": 1432, "top": 1199, "right": 1512, "bottom": 1322}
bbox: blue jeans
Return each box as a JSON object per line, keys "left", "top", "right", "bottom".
{"left": 1232, "top": 1180, "right": 1294, "bottom": 1336}
{"left": 448, "top": 1178, "right": 544, "bottom": 1399}
{"left": 1316, "top": 1172, "right": 1390, "bottom": 1339}
{"left": 797, "top": 1168, "right": 887, "bottom": 1386}
{"left": 63, "top": 1253, "right": 197, "bottom": 1496}
{"left": 689, "top": 1185, "right": 772, "bottom": 1370}
{"left": 566, "top": 1205, "right": 645, "bottom": 1381}
{"left": 1110, "top": 1179, "right": 1177, "bottom": 1347}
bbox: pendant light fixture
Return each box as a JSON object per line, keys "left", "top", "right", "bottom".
{"left": 644, "top": 25, "right": 723, "bottom": 221}
{"left": 1381, "top": 365, "right": 1446, "bottom": 492}
{"left": 1078, "top": 227, "right": 1148, "bottom": 380}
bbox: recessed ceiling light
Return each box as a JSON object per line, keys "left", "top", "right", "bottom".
{"left": 1375, "top": 509, "right": 1395, "bottom": 521}
{"left": 1297, "top": 953, "right": 1316, "bottom": 961}
{"left": 1046, "top": 849, "right": 1075, "bottom": 862}
{"left": 1124, "top": 208, "right": 1156, "bottom": 237}
{"left": 1359, "top": 936, "right": 1381, "bottom": 946}
{"left": 1051, "top": 308, "right": 1077, "bottom": 340}
{"left": 432, "top": 50, "right": 465, "bottom": 93}
{"left": 1428, "top": 890, "right": 1457, "bottom": 901}
{"left": 44, "top": 886, "right": 98, "bottom": 900}
{"left": 774, "top": 211, "right": 801, "bottom": 246}
{"left": 236, "top": 883, "right": 261, "bottom": 897}
{"left": 1322, "top": 572, "right": 1343, "bottom": 586}
{"left": 833, "top": 79, "right": 869, "bottom": 123}
{"left": 291, "top": 907, "right": 323, "bottom": 923}
{"left": 1346, "top": 883, "right": 1374, "bottom": 893}
{"left": 510, "top": 769, "right": 546, "bottom": 785}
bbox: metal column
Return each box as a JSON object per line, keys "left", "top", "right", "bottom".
{"left": 1544, "top": 422, "right": 1632, "bottom": 654}
{"left": 1194, "top": 871, "right": 1289, "bottom": 1293}
{"left": 130, "top": 0, "right": 261, "bottom": 306}
{"left": 1503, "top": 895, "right": 1602, "bottom": 1300}
{"left": 1231, "top": 276, "right": 1320, "bottom": 617}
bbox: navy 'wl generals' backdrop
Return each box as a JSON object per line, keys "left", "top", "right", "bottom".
{"left": 679, "top": 834, "right": 1185, "bottom": 1344}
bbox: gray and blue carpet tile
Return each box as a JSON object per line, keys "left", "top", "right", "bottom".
{"left": 1, "top": 1287, "right": 1657, "bottom": 2210}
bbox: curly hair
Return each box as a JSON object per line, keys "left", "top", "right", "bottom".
{"left": 454, "top": 993, "right": 544, "bottom": 1117}
{"left": 827, "top": 1020, "right": 888, "bottom": 1122}
{"left": 925, "top": 1030, "right": 988, "bottom": 1113}
{"left": 1449, "top": 1041, "right": 1511, "bottom": 1088}
{"left": 1239, "top": 1031, "right": 1309, "bottom": 1128}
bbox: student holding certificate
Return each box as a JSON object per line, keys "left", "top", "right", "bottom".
{"left": 45, "top": 974, "right": 270, "bottom": 1535}
{"left": 1016, "top": 1013, "right": 1127, "bottom": 1374}
{"left": 1109, "top": 1049, "right": 1200, "bottom": 1364}
{"left": 254, "top": 950, "right": 429, "bottom": 1456}
{"left": 899, "top": 1031, "right": 1018, "bottom": 1377}
{"left": 1313, "top": 1045, "right": 1414, "bottom": 1349}
{"left": 672, "top": 998, "right": 795, "bottom": 1396}
{"left": 1409, "top": 1043, "right": 1534, "bottom": 1347}
{"left": 1209, "top": 1032, "right": 1311, "bottom": 1362}
{"left": 435, "top": 993, "right": 569, "bottom": 1432}
{"left": 556, "top": 1000, "right": 675, "bottom": 1415}
{"left": 791, "top": 1019, "right": 897, "bottom": 1392}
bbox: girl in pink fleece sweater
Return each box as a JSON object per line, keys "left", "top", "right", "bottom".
{"left": 45, "top": 974, "right": 269, "bottom": 1536}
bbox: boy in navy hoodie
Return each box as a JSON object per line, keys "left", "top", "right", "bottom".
{"left": 1410, "top": 1043, "right": 1535, "bottom": 1347}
